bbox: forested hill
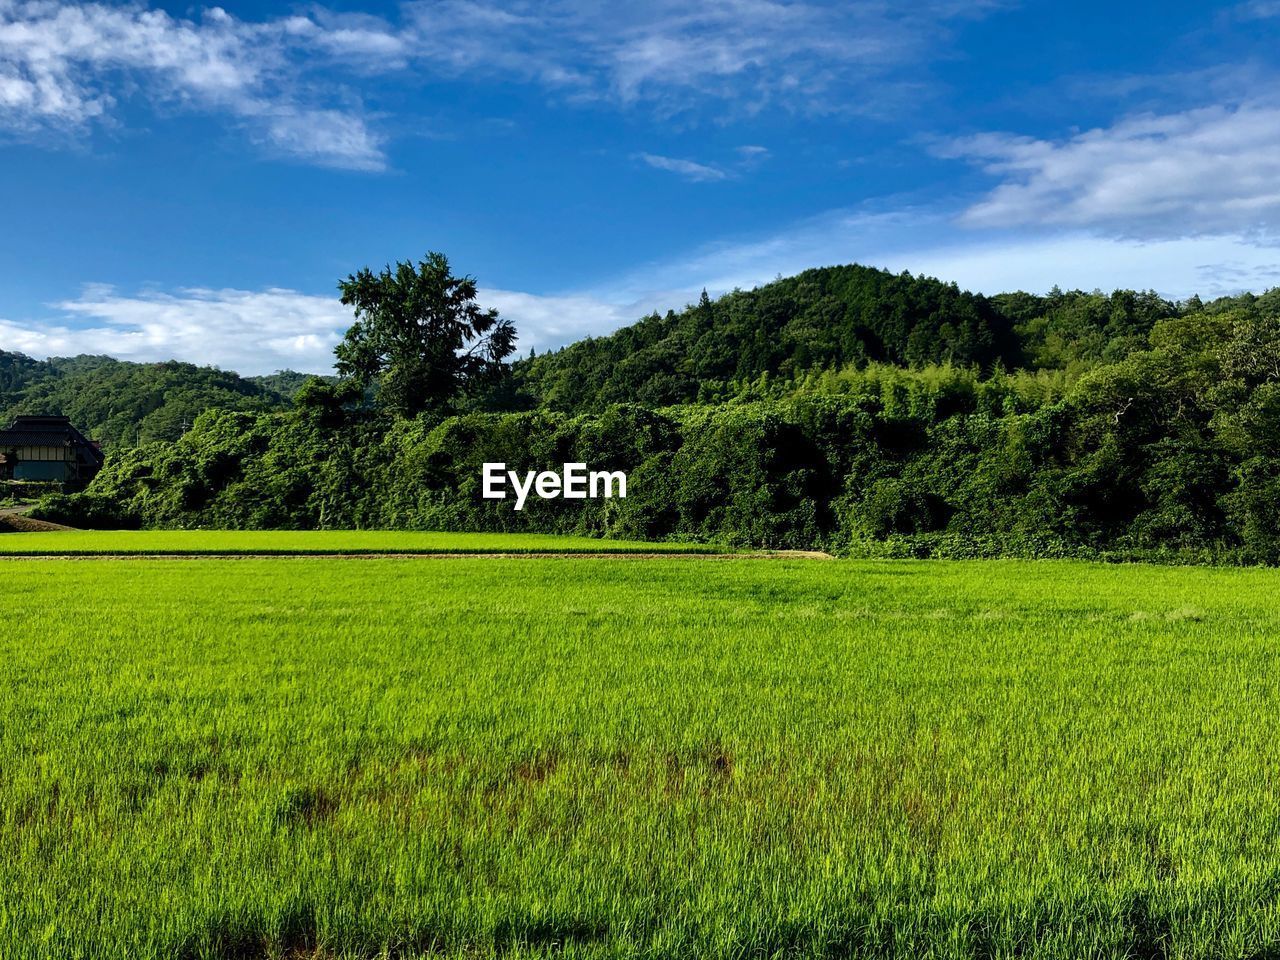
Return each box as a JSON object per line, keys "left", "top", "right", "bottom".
{"left": 4, "top": 264, "right": 1273, "bottom": 443}
{"left": 512, "top": 264, "right": 1184, "bottom": 412}
{"left": 0, "top": 349, "right": 49, "bottom": 394}
{"left": 0, "top": 353, "right": 301, "bottom": 445}
{"left": 28, "top": 257, "right": 1280, "bottom": 562}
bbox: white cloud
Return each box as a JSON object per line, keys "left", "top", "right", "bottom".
{"left": 0, "top": 282, "right": 646, "bottom": 374}
{"left": 1, "top": 286, "right": 351, "bottom": 373}
{"left": 600, "top": 206, "right": 1280, "bottom": 305}
{"left": 247, "top": 104, "right": 386, "bottom": 171}
{"left": 1235, "top": 0, "right": 1280, "bottom": 18}
{"left": 889, "top": 233, "right": 1280, "bottom": 300}
{"left": 0, "top": 0, "right": 1004, "bottom": 165}
{"left": 397, "top": 0, "right": 1005, "bottom": 117}
{"left": 0, "top": 0, "right": 384, "bottom": 168}
{"left": 941, "top": 101, "right": 1280, "bottom": 238}
{"left": 481, "top": 289, "right": 638, "bottom": 354}
{"left": 600, "top": 1, "right": 996, "bottom": 115}
{"left": 638, "top": 152, "right": 729, "bottom": 182}
{"left": 637, "top": 143, "right": 772, "bottom": 182}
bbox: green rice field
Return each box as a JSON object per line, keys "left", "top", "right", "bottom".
{"left": 4, "top": 543, "right": 1280, "bottom": 958}
{"left": 0, "top": 529, "right": 727, "bottom": 555}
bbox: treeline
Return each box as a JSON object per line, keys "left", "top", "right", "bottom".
{"left": 510, "top": 265, "right": 1194, "bottom": 411}
{"left": 25, "top": 257, "right": 1280, "bottom": 560}
{"left": 1, "top": 266, "right": 1260, "bottom": 440}
{"left": 0, "top": 353, "right": 309, "bottom": 444}
{"left": 35, "top": 294, "right": 1280, "bottom": 562}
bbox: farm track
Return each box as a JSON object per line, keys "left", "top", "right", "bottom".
{"left": 0, "top": 510, "right": 74, "bottom": 533}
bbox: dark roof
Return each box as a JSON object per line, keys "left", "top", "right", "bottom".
{"left": 0, "top": 416, "right": 104, "bottom": 463}
{"left": 0, "top": 431, "right": 73, "bottom": 446}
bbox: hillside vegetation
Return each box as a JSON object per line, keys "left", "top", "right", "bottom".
{"left": 25, "top": 261, "right": 1280, "bottom": 560}
{"left": 511, "top": 266, "right": 1182, "bottom": 411}
{"left": 0, "top": 353, "right": 303, "bottom": 444}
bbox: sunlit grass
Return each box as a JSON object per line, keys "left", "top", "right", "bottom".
{"left": 0, "top": 529, "right": 728, "bottom": 555}
{"left": 3, "top": 557, "right": 1280, "bottom": 958}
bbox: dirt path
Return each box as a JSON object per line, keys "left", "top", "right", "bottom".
{"left": 0, "top": 508, "right": 76, "bottom": 533}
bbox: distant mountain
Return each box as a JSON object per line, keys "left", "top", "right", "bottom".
{"left": 0, "top": 354, "right": 295, "bottom": 446}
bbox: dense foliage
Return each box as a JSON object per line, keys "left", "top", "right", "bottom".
{"left": 510, "top": 266, "right": 1184, "bottom": 412}
{"left": 0, "top": 350, "right": 50, "bottom": 394}
{"left": 0, "top": 353, "right": 294, "bottom": 445}
{"left": 24, "top": 261, "right": 1280, "bottom": 560}
{"left": 246, "top": 370, "right": 331, "bottom": 399}
{"left": 336, "top": 252, "right": 517, "bottom": 417}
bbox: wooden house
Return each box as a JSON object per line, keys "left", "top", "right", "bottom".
{"left": 0, "top": 416, "right": 104, "bottom": 488}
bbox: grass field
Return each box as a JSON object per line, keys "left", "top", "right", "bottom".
{"left": 4, "top": 551, "right": 1280, "bottom": 958}
{"left": 0, "top": 529, "right": 729, "bottom": 555}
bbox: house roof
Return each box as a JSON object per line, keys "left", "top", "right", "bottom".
{"left": 0, "top": 430, "right": 75, "bottom": 446}
{"left": 0, "top": 416, "right": 104, "bottom": 463}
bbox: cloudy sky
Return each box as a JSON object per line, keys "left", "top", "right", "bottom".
{"left": 3, "top": 0, "right": 1280, "bottom": 374}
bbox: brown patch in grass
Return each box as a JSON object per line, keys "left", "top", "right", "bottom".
{"left": 514, "top": 752, "right": 560, "bottom": 784}
{"left": 273, "top": 786, "right": 339, "bottom": 828}
{"left": 709, "top": 749, "right": 734, "bottom": 778}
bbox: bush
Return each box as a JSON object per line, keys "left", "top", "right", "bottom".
{"left": 1, "top": 479, "right": 61, "bottom": 501}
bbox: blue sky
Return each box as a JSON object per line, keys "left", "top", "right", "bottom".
{"left": 3, "top": 0, "right": 1280, "bottom": 373}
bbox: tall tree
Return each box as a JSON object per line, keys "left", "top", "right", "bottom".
{"left": 335, "top": 252, "right": 517, "bottom": 417}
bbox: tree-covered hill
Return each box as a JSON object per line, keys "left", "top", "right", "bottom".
{"left": 38, "top": 294, "right": 1280, "bottom": 562}
{"left": 247, "top": 370, "right": 336, "bottom": 399}
{"left": 21, "top": 254, "right": 1280, "bottom": 562}
{"left": 511, "top": 264, "right": 1198, "bottom": 412}
{"left": 0, "top": 350, "right": 53, "bottom": 394}
{"left": 0, "top": 354, "right": 298, "bottom": 445}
